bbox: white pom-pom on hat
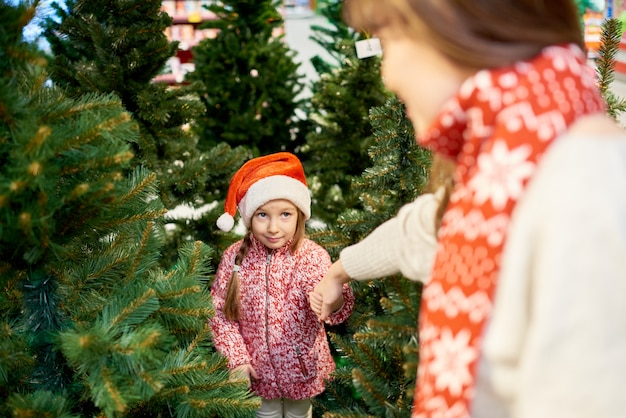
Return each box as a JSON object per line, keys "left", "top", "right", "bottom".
{"left": 216, "top": 213, "right": 235, "bottom": 232}
{"left": 217, "top": 152, "right": 311, "bottom": 232}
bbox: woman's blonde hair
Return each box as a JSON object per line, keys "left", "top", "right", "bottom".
{"left": 342, "top": 0, "right": 584, "bottom": 71}
{"left": 222, "top": 209, "right": 306, "bottom": 321}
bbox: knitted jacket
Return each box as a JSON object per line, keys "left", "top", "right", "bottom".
{"left": 210, "top": 236, "right": 354, "bottom": 400}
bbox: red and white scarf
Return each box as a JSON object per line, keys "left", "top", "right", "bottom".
{"left": 412, "top": 44, "right": 605, "bottom": 417}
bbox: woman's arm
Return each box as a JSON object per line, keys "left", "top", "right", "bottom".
{"left": 340, "top": 191, "right": 440, "bottom": 282}
{"left": 312, "top": 191, "right": 441, "bottom": 321}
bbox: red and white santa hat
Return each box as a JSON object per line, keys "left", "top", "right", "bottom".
{"left": 216, "top": 152, "right": 311, "bottom": 232}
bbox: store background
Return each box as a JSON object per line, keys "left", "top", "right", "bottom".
{"left": 18, "top": 0, "right": 626, "bottom": 125}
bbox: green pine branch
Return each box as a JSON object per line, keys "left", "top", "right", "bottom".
{"left": 302, "top": 45, "right": 390, "bottom": 224}
{"left": 43, "top": 0, "right": 208, "bottom": 202}
{"left": 311, "top": 97, "right": 429, "bottom": 417}
{"left": 595, "top": 17, "right": 626, "bottom": 120}
{"left": 189, "top": 0, "right": 304, "bottom": 155}
{"left": 1, "top": 4, "right": 258, "bottom": 416}
{"left": 308, "top": 0, "right": 355, "bottom": 75}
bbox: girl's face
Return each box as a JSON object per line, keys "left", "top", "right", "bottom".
{"left": 377, "top": 27, "right": 471, "bottom": 137}
{"left": 251, "top": 199, "right": 299, "bottom": 250}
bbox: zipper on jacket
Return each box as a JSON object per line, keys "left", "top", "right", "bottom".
{"left": 264, "top": 250, "right": 272, "bottom": 347}
{"left": 264, "top": 250, "right": 284, "bottom": 395}
{"left": 295, "top": 345, "right": 309, "bottom": 378}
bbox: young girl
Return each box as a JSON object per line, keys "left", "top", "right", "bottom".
{"left": 210, "top": 152, "right": 354, "bottom": 418}
{"left": 311, "top": 1, "right": 626, "bottom": 417}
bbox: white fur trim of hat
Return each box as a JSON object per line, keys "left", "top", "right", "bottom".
{"left": 238, "top": 175, "right": 310, "bottom": 227}
{"left": 216, "top": 152, "right": 311, "bottom": 232}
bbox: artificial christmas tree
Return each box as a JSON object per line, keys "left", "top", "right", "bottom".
{"left": 42, "top": 0, "right": 250, "bottom": 267}
{"left": 307, "top": 0, "right": 354, "bottom": 77}
{"left": 188, "top": 0, "right": 305, "bottom": 155}
{"left": 44, "top": 0, "right": 206, "bottom": 207}
{"left": 311, "top": 97, "right": 431, "bottom": 417}
{"left": 1, "top": 2, "right": 258, "bottom": 416}
{"left": 301, "top": 0, "right": 390, "bottom": 225}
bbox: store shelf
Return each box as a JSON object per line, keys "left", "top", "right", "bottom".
{"left": 156, "top": 0, "right": 293, "bottom": 85}
{"left": 157, "top": 0, "right": 218, "bottom": 85}
{"left": 171, "top": 11, "right": 217, "bottom": 24}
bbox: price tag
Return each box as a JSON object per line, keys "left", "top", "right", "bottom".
{"left": 355, "top": 38, "right": 382, "bottom": 59}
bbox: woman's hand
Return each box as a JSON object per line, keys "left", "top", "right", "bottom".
{"left": 230, "top": 363, "right": 258, "bottom": 388}
{"left": 310, "top": 260, "right": 351, "bottom": 321}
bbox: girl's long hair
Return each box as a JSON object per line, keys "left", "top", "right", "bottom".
{"left": 222, "top": 209, "right": 306, "bottom": 321}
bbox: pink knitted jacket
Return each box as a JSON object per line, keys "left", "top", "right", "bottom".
{"left": 210, "top": 236, "right": 354, "bottom": 400}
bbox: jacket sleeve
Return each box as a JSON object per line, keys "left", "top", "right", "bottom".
{"left": 340, "top": 191, "right": 440, "bottom": 283}
{"left": 209, "top": 242, "right": 251, "bottom": 369}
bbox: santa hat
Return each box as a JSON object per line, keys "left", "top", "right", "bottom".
{"left": 216, "top": 152, "right": 311, "bottom": 232}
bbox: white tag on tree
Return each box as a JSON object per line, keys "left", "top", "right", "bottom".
{"left": 355, "top": 38, "right": 382, "bottom": 59}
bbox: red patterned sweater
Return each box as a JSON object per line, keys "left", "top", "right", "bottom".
{"left": 210, "top": 236, "right": 354, "bottom": 400}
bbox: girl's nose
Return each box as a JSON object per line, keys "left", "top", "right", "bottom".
{"left": 267, "top": 218, "right": 279, "bottom": 233}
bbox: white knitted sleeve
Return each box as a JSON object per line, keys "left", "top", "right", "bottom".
{"left": 481, "top": 134, "right": 626, "bottom": 418}
{"left": 339, "top": 191, "right": 440, "bottom": 282}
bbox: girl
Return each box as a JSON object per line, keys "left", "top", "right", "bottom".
{"left": 211, "top": 152, "right": 354, "bottom": 418}
{"left": 311, "top": 1, "right": 626, "bottom": 417}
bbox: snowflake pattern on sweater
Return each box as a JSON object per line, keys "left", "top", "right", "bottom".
{"left": 210, "top": 236, "right": 354, "bottom": 400}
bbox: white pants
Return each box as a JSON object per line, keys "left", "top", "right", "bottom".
{"left": 256, "top": 398, "right": 312, "bottom": 418}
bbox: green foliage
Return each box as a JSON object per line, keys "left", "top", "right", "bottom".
{"left": 43, "top": 0, "right": 208, "bottom": 206}
{"left": 42, "top": 0, "right": 251, "bottom": 268}
{"left": 1, "top": 82, "right": 138, "bottom": 267}
{"left": 318, "top": 278, "right": 422, "bottom": 418}
{"left": 308, "top": 0, "right": 353, "bottom": 75}
{"left": 301, "top": 1, "right": 391, "bottom": 224}
{"left": 189, "top": 0, "right": 304, "bottom": 155}
{"left": 1, "top": 0, "right": 43, "bottom": 147}
{"left": 1, "top": 3, "right": 259, "bottom": 416}
{"left": 7, "top": 391, "right": 79, "bottom": 418}
{"left": 162, "top": 141, "right": 249, "bottom": 269}
{"left": 311, "top": 98, "right": 431, "bottom": 418}
{"left": 595, "top": 17, "right": 626, "bottom": 120}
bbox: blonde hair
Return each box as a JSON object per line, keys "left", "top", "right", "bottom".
{"left": 425, "top": 154, "right": 456, "bottom": 231}
{"left": 223, "top": 209, "right": 306, "bottom": 321}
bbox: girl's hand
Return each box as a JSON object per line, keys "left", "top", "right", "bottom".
{"left": 230, "top": 363, "right": 258, "bottom": 388}
{"left": 310, "top": 260, "right": 350, "bottom": 321}
{"left": 309, "top": 291, "right": 324, "bottom": 318}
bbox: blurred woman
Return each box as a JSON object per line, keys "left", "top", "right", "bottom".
{"left": 311, "top": 1, "right": 626, "bottom": 417}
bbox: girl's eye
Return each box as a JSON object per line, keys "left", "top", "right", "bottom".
{"left": 281, "top": 212, "right": 292, "bottom": 218}
{"left": 256, "top": 212, "right": 267, "bottom": 218}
